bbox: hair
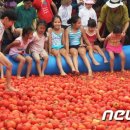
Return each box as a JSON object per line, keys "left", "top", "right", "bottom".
{"left": 1, "top": 9, "right": 17, "bottom": 21}
{"left": 67, "top": 15, "right": 80, "bottom": 25}
{"left": 88, "top": 18, "right": 96, "bottom": 28}
{"left": 23, "top": 0, "right": 34, "bottom": 2}
{"left": 52, "top": 15, "right": 62, "bottom": 28}
{"left": 22, "top": 27, "right": 33, "bottom": 37}
{"left": 113, "top": 25, "right": 122, "bottom": 34}
{"left": 37, "top": 19, "right": 47, "bottom": 28}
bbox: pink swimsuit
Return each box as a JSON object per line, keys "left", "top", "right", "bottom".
{"left": 86, "top": 32, "right": 97, "bottom": 47}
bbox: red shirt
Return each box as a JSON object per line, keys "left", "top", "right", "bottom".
{"left": 86, "top": 32, "right": 97, "bottom": 46}
{"left": 33, "top": 0, "right": 53, "bottom": 23}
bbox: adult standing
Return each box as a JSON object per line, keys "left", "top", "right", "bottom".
{"left": 33, "top": 0, "right": 57, "bottom": 28}
{"left": 97, "top": 0, "right": 130, "bottom": 45}
{"left": 15, "top": 0, "right": 37, "bottom": 29}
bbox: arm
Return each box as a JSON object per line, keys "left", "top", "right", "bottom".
{"left": 122, "top": 5, "right": 130, "bottom": 33}
{"left": 62, "top": 28, "right": 66, "bottom": 46}
{"left": 3, "top": 40, "right": 20, "bottom": 54}
{"left": 33, "top": 19, "right": 37, "bottom": 30}
{"left": 96, "top": 29, "right": 105, "bottom": 42}
{"left": 44, "top": 37, "right": 49, "bottom": 52}
{"left": 51, "top": 1, "right": 58, "bottom": 15}
{"left": 47, "top": 28, "right": 52, "bottom": 54}
{"left": 104, "top": 35, "right": 110, "bottom": 48}
{"left": 81, "top": 27, "right": 91, "bottom": 46}
{"left": 97, "top": 5, "right": 108, "bottom": 33}
{"left": 122, "top": 21, "right": 129, "bottom": 34}
{"left": 65, "top": 28, "right": 69, "bottom": 53}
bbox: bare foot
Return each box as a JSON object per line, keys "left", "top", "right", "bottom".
{"left": 40, "top": 73, "right": 44, "bottom": 77}
{"left": 88, "top": 71, "right": 93, "bottom": 77}
{"left": 61, "top": 72, "right": 67, "bottom": 76}
{"left": 93, "top": 61, "right": 100, "bottom": 65}
{"left": 17, "top": 76, "right": 23, "bottom": 79}
{"left": 75, "top": 71, "right": 80, "bottom": 75}
{"left": 121, "top": 69, "right": 126, "bottom": 72}
{"left": 104, "top": 59, "right": 108, "bottom": 63}
{"left": 110, "top": 70, "right": 114, "bottom": 73}
{"left": 6, "top": 87, "right": 19, "bottom": 92}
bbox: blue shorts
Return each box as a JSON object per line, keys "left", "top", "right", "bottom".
{"left": 52, "top": 45, "right": 64, "bottom": 50}
{"left": 10, "top": 53, "right": 30, "bottom": 61}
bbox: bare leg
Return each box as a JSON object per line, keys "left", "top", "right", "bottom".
{"left": 60, "top": 48, "right": 75, "bottom": 72}
{"left": 35, "top": 59, "right": 42, "bottom": 76}
{"left": 94, "top": 45, "right": 108, "bottom": 63}
{"left": 15, "top": 55, "right": 25, "bottom": 78}
{"left": 70, "top": 48, "right": 79, "bottom": 73}
{"left": 78, "top": 47, "right": 92, "bottom": 76}
{"left": 0, "top": 64, "right": 4, "bottom": 78}
{"left": 108, "top": 51, "right": 115, "bottom": 73}
{"left": 0, "top": 52, "right": 18, "bottom": 91}
{"left": 119, "top": 51, "right": 125, "bottom": 72}
{"left": 41, "top": 56, "right": 48, "bottom": 75}
{"left": 87, "top": 46, "right": 100, "bottom": 65}
{"left": 25, "top": 56, "right": 32, "bottom": 78}
{"left": 52, "top": 49, "right": 66, "bottom": 75}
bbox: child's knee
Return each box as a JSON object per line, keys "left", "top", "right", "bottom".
{"left": 27, "top": 57, "right": 33, "bottom": 63}
{"left": 35, "top": 59, "right": 40, "bottom": 64}
{"left": 110, "top": 56, "right": 115, "bottom": 61}
{"left": 20, "top": 58, "right": 26, "bottom": 63}
{"left": 7, "top": 62, "right": 12, "bottom": 70}
{"left": 44, "top": 56, "right": 49, "bottom": 61}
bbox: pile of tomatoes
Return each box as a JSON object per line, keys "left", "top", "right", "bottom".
{"left": 0, "top": 71, "right": 130, "bottom": 130}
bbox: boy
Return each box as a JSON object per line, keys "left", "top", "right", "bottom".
{"left": 79, "top": 0, "right": 97, "bottom": 27}
{"left": 0, "top": 9, "right": 18, "bottom": 91}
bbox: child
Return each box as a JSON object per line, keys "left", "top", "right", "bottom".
{"left": 58, "top": 0, "right": 72, "bottom": 29}
{"left": 48, "top": 15, "right": 76, "bottom": 75}
{"left": 104, "top": 26, "right": 125, "bottom": 73}
{"left": 4, "top": 27, "right": 33, "bottom": 78}
{"left": 30, "top": 20, "right": 49, "bottom": 76}
{"left": 0, "top": 9, "right": 18, "bottom": 91}
{"left": 65, "top": 15, "right": 93, "bottom": 76}
{"left": 85, "top": 18, "right": 108, "bottom": 63}
{"left": 79, "top": 0, "right": 97, "bottom": 27}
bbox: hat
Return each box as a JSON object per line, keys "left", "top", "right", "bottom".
{"left": 84, "top": 0, "right": 95, "bottom": 4}
{"left": 106, "top": 0, "right": 123, "bottom": 8}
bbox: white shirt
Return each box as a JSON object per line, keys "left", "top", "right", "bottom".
{"left": 79, "top": 7, "right": 97, "bottom": 27}
{"left": 0, "top": 20, "right": 5, "bottom": 42}
{"left": 58, "top": 5, "right": 72, "bottom": 26}
{"left": 77, "top": 0, "right": 84, "bottom": 11}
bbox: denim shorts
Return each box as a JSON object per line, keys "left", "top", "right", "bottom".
{"left": 10, "top": 53, "right": 29, "bottom": 60}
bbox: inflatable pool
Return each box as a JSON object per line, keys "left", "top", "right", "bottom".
{"left": 4, "top": 45, "right": 130, "bottom": 76}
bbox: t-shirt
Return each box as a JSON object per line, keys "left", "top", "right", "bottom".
{"left": 9, "top": 37, "right": 33, "bottom": 55}
{"left": 98, "top": 4, "right": 130, "bottom": 33}
{"left": 30, "top": 32, "right": 46, "bottom": 53}
{"left": 15, "top": 5, "right": 37, "bottom": 28}
{"left": 33, "top": 0, "right": 53, "bottom": 23}
{"left": 0, "top": 20, "right": 4, "bottom": 42}
{"left": 79, "top": 7, "right": 97, "bottom": 27}
{"left": 58, "top": 5, "right": 72, "bottom": 26}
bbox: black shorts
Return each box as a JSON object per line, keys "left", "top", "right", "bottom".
{"left": 69, "top": 45, "right": 80, "bottom": 49}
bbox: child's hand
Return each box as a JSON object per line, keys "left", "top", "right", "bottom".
{"left": 121, "top": 32, "right": 126, "bottom": 37}
{"left": 99, "top": 38, "right": 105, "bottom": 42}
{"left": 102, "top": 47, "right": 106, "bottom": 52}
{"left": 80, "top": 44, "right": 86, "bottom": 47}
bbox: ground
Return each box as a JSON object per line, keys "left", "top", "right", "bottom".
{"left": 0, "top": 71, "right": 130, "bottom": 130}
